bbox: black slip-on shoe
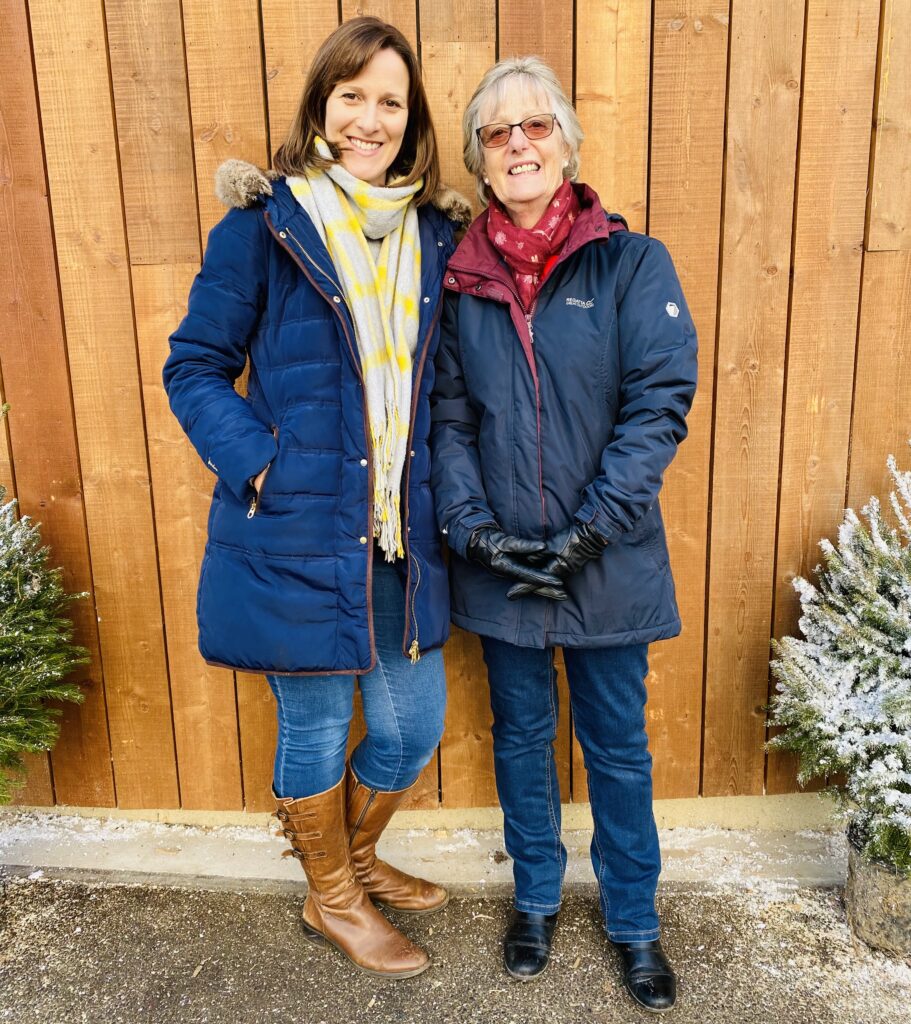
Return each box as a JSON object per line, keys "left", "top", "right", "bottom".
{"left": 503, "top": 909, "right": 559, "bottom": 981}
{"left": 609, "top": 938, "right": 677, "bottom": 1013}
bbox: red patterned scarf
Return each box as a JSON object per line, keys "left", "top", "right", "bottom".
{"left": 486, "top": 179, "right": 581, "bottom": 310}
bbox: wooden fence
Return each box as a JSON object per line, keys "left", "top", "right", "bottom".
{"left": 1, "top": 0, "right": 909, "bottom": 812}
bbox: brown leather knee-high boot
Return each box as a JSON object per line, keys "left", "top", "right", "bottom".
{"left": 274, "top": 777, "right": 430, "bottom": 977}
{"left": 346, "top": 765, "right": 449, "bottom": 914}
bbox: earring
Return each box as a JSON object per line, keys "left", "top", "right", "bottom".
{"left": 483, "top": 177, "right": 489, "bottom": 185}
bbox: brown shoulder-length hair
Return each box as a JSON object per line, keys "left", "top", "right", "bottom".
{"left": 273, "top": 17, "right": 441, "bottom": 206}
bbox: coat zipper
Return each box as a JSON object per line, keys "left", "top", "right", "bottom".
{"left": 247, "top": 424, "right": 279, "bottom": 518}
{"left": 400, "top": 296, "right": 443, "bottom": 663}
{"left": 448, "top": 261, "right": 548, "bottom": 536}
{"left": 408, "top": 553, "right": 422, "bottom": 664}
{"left": 264, "top": 212, "right": 376, "bottom": 668}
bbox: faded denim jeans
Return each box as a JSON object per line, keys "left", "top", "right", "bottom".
{"left": 266, "top": 556, "right": 446, "bottom": 798}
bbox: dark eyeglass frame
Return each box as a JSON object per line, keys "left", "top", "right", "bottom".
{"left": 476, "top": 113, "right": 559, "bottom": 149}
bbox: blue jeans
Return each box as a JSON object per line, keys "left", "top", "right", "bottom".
{"left": 480, "top": 637, "right": 661, "bottom": 942}
{"left": 266, "top": 556, "right": 446, "bottom": 798}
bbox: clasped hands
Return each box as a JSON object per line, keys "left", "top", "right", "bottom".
{"left": 466, "top": 522, "right": 608, "bottom": 601}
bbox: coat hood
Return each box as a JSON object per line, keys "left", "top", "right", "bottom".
{"left": 214, "top": 158, "right": 472, "bottom": 229}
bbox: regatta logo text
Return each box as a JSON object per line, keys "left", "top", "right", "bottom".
{"left": 565, "top": 297, "right": 595, "bottom": 309}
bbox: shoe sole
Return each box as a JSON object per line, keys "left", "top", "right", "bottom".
{"left": 300, "top": 920, "right": 430, "bottom": 979}
{"left": 373, "top": 890, "right": 451, "bottom": 915}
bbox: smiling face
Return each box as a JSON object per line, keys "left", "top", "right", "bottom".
{"left": 323, "top": 47, "right": 410, "bottom": 186}
{"left": 480, "top": 80, "right": 569, "bottom": 228}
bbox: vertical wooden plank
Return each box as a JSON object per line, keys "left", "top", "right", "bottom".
{"left": 867, "top": 0, "right": 911, "bottom": 252}
{"left": 182, "top": 0, "right": 270, "bottom": 238}
{"left": 571, "top": 0, "right": 651, "bottom": 801}
{"left": 181, "top": 0, "right": 274, "bottom": 809}
{"left": 575, "top": 0, "right": 651, "bottom": 232}
{"left": 105, "top": 0, "right": 243, "bottom": 811}
{"left": 767, "top": 0, "right": 881, "bottom": 794}
{"left": 701, "top": 1, "right": 804, "bottom": 798}
{"left": 421, "top": 0, "right": 497, "bottom": 214}
{"left": 105, "top": 1, "right": 199, "bottom": 265}
{"left": 649, "top": 3, "right": 728, "bottom": 799}
{"left": 29, "top": 0, "right": 181, "bottom": 808}
{"left": 440, "top": 627, "right": 498, "bottom": 807}
{"left": 2, "top": 1, "right": 113, "bottom": 808}
{"left": 421, "top": 1, "right": 497, "bottom": 807}
{"left": 261, "top": 1, "right": 340, "bottom": 159}
{"left": 847, "top": 250, "right": 911, "bottom": 512}
{"left": 133, "top": 264, "right": 245, "bottom": 809}
{"left": 341, "top": 1, "right": 418, "bottom": 51}
{"left": 498, "top": 0, "right": 573, "bottom": 96}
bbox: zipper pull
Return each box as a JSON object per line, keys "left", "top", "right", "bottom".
{"left": 409, "top": 639, "right": 421, "bottom": 664}
{"left": 247, "top": 493, "right": 259, "bottom": 519}
{"left": 525, "top": 312, "right": 534, "bottom": 344}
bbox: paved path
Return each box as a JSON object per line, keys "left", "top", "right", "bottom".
{"left": 2, "top": 874, "right": 909, "bottom": 1024}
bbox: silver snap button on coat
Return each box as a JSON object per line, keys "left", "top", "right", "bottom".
{"left": 359, "top": 536, "right": 367, "bottom": 544}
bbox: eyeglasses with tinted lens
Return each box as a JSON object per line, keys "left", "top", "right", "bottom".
{"left": 476, "top": 113, "right": 558, "bottom": 149}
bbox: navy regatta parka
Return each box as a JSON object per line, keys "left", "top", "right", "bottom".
{"left": 163, "top": 163, "right": 469, "bottom": 674}
{"left": 430, "top": 183, "right": 698, "bottom": 649}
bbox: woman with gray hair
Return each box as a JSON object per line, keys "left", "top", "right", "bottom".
{"left": 430, "top": 57, "right": 697, "bottom": 1011}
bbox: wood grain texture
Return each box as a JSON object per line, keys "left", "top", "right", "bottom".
{"left": 649, "top": 2, "right": 728, "bottom": 799}
{"left": 182, "top": 0, "right": 270, "bottom": 237}
{"left": 575, "top": 0, "right": 651, "bottom": 232}
{"left": 235, "top": 674, "right": 278, "bottom": 812}
{"left": 420, "top": 0, "right": 498, "bottom": 808}
{"left": 2, "top": 0, "right": 113, "bottom": 807}
{"left": 29, "top": 0, "right": 179, "bottom": 808}
{"left": 498, "top": 0, "right": 573, "bottom": 96}
{"left": 341, "top": 1, "right": 417, "bottom": 51}
{"left": 847, "top": 250, "right": 911, "bottom": 512}
{"left": 702, "top": 0, "right": 804, "bottom": 798}
{"left": 104, "top": 0, "right": 200, "bottom": 264}
{"left": 866, "top": 0, "right": 911, "bottom": 251}
{"left": 134, "top": 263, "right": 245, "bottom": 809}
{"left": 261, "top": 0, "right": 340, "bottom": 159}
{"left": 767, "top": 0, "right": 881, "bottom": 795}
{"left": 420, "top": 0, "right": 496, "bottom": 214}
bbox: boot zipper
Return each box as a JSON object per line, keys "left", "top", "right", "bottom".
{"left": 247, "top": 424, "right": 279, "bottom": 519}
{"left": 349, "top": 786, "right": 378, "bottom": 845}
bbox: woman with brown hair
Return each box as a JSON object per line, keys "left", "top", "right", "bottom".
{"left": 163, "top": 17, "right": 518, "bottom": 978}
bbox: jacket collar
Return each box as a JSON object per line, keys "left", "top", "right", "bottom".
{"left": 445, "top": 183, "right": 625, "bottom": 297}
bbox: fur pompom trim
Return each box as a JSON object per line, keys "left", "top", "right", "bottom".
{"left": 214, "top": 160, "right": 279, "bottom": 209}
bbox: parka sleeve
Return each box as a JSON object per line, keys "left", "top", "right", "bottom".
{"left": 574, "top": 238, "right": 698, "bottom": 542}
{"left": 162, "top": 206, "right": 278, "bottom": 504}
{"left": 430, "top": 292, "right": 499, "bottom": 558}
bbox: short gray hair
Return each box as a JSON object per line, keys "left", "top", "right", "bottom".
{"left": 462, "top": 56, "right": 583, "bottom": 208}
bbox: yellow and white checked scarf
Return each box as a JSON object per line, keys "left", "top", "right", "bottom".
{"left": 287, "top": 138, "right": 422, "bottom": 560}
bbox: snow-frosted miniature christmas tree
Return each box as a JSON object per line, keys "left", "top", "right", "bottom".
{"left": 769, "top": 445, "right": 911, "bottom": 874}
{"left": 0, "top": 479, "right": 88, "bottom": 803}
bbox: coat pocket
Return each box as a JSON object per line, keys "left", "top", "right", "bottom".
{"left": 247, "top": 424, "right": 279, "bottom": 519}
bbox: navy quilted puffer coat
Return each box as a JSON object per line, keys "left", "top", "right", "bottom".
{"left": 163, "top": 167, "right": 466, "bottom": 674}
{"left": 430, "top": 184, "right": 698, "bottom": 649}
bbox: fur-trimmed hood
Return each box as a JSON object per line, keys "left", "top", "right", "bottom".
{"left": 215, "top": 158, "right": 472, "bottom": 230}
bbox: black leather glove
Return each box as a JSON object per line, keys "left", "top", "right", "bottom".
{"left": 507, "top": 521, "right": 608, "bottom": 600}
{"left": 467, "top": 527, "right": 566, "bottom": 594}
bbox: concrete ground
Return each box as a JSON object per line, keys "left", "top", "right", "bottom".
{"left": 1, "top": 806, "right": 910, "bottom": 1023}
